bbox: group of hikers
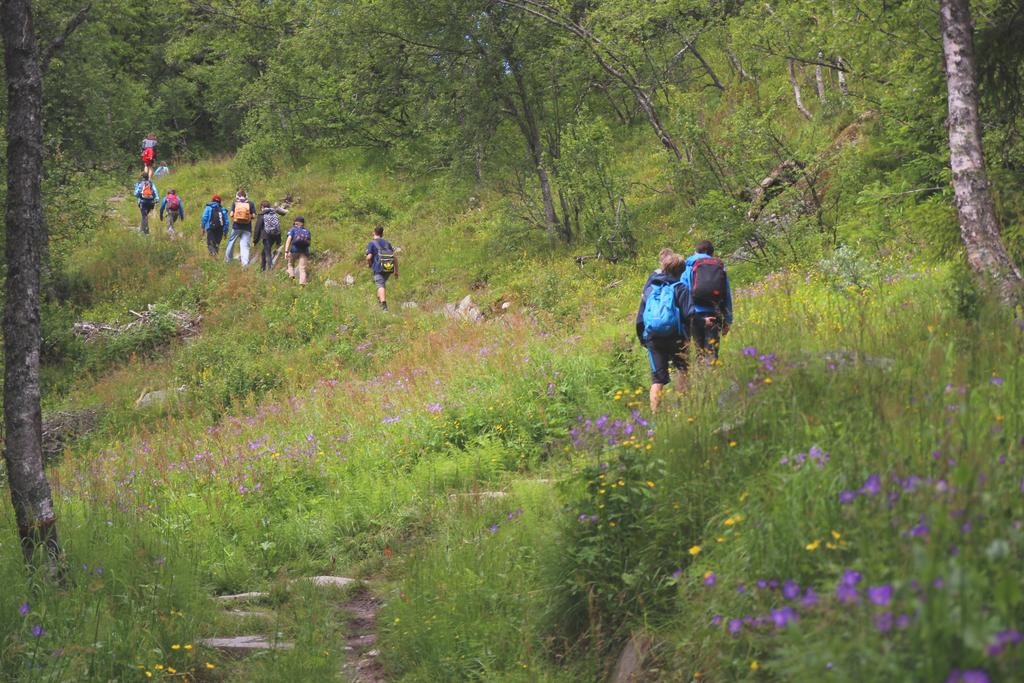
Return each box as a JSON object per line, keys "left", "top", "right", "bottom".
{"left": 131, "top": 135, "right": 399, "bottom": 301}
{"left": 636, "top": 240, "right": 733, "bottom": 412}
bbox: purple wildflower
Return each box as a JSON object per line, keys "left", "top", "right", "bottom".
{"left": 986, "top": 629, "right": 1023, "bottom": 656}
{"left": 839, "top": 490, "right": 856, "bottom": 504}
{"left": 671, "top": 567, "right": 683, "bottom": 580}
{"left": 868, "top": 585, "right": 893, "bottom": 607}
{"left": 859, "top": 474, "right": 881, "bottom": 496}
{"left": 704, "top": 572, "right": 717, "bottom": 587}
{"left": 742, "top": 346, "right": 757, "bottom": 357}
{"left": 947, "top": 670, "right": 991, "bottom": 683}
{"left": 874, "top": 612, "right": 894, "bottom": 633}
{"left": 711, "top": 614, "right": 723, "bottom": 627}
{"left": 801, "top": 588, "right": 819, "bottom": 607}
{"left": 771, "top": 606, "right": 799, "bottom": 628}
{"left": 841, "top": 569, "right": 862, "bottom": 586}
{"left": 990, "top": 376, "right": 1004, "bottom": 386}
{"left": 488, "top": 524, "right": 499, "bottom": 533}
{"left": 909, "top": 521, "right": 930, "bottom": 537}
{"left": 427, "top": 402, "right": 442, "bottom": 413}
{"left": 31, "top": 625, "right": 44, "bottom": 638}
{"left": 896, "top": 614, "right": 911, "bottom": 629}
{"left": 728, "top": 618, "right": 742, "bottom": 635}
{"left": 782, "top": 580, "right": 801, "bottom": 600}
{"left": 18, "top": 603, "right": 29, "bottom": 616}
{"left": 836, "top": 583, "right": 859, "bottom": 604}
{"left": 737, "top": 583, "right": 747, "bottom": 594}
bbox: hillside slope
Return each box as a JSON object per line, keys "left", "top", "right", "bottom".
{"left": 1, "top": 152, "right": 1022, "bottom": 683}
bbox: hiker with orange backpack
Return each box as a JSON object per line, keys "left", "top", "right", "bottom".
{"left": 681, "top": 240, "right": 733, "bottom": 364}
{"left": 159, "top": 189, "right": 185, "bottom": 239}
{"left": 226, "top": 189, "right": 256, "bottom": 266}
{"left": 140, "top": 132, "right": 158, "bottom": 176}
{"left": 133, "top": 173, "right": 159, "bottom": 235}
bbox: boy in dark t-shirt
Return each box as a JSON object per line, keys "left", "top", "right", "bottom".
{"left": 365, "top": 225, "right": 398, "bottom": 311}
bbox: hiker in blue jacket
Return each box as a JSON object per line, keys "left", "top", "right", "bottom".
{"left": 159, "top": 189, "right": 185, "bottom": 239}
{"left": 635, "top": 253, "right": 691, "bottom": 412}
{"left": 681, "top": 240, "right": 733, "bottom": 363}
{"left": 200, "top": 195, "right": 230, "bottom": 257}
{"left": 133, "top": 173, "right": 159, "bottom": 235}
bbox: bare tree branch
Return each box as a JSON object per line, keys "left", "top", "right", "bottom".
{"left": 42, "top": 4, "right": 91, "bottom": 73}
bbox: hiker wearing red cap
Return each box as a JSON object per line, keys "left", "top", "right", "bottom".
{"left": 201, "top": 195, "right": 229, "bottom": 256}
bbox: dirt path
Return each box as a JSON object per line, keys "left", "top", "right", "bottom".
{"left": 341, "top": 588, "right": 386, "bottom": 682}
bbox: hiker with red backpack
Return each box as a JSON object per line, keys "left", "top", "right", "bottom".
{"left": 681, "top": 240, "right": 733, "bottom": 364}
{"left": 133, "top": 173, "right": 159, "bottom": 235}
{"left": 636, "top": 253, "right": 692, "bottom": 412}
{"left": 140, "top": 133, "right": 158, "bottom": 176}
{"left": 159, "top": 189, "right": 185, "bottom": 239}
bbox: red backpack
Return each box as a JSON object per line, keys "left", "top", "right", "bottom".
{"left": 166, "top": 194, "right": 180, "bottom": 211}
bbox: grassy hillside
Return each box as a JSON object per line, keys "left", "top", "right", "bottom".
{"left": 1, "top": 149, "right": 1022, "bottom": 682}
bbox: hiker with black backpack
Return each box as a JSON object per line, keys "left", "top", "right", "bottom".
{"left": 365, "top": 225, "right": 397, "bottom": 311}
{"left": 636, "top": 253, "right": 692, "bottom": 413}
{"left": 159, "top": 189, "right": 185, "bottom": 239}
{"left": 201, "top": 195, "right": 230, "bottom": 257}
{"left": 133, "top": 173, "right": 159, "bottom": 235}
{"left": 284, "top": 216, "right": 312, "bottom": 285}
{"left": 682, "top": 240, "right": 733, "bottom": 364}
{"left": 226, "top": 189, "right": 257, "bottom": 266}
{"left": 253, "top": 200, "right": 289, "bottom": 272}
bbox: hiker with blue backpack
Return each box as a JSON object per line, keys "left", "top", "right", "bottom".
{"left": 133, "top": 173, "right": 159, "bottom": 235}
{"left": 365, "top": 225, "right": 397, "bottom": 311}
{"left": 201, "top": 195, "right": 230, "bottom": 257}
{"left": 681, "top": 240, "right": 733, "bottom": 364}
{"left": 253, "top": 200, "right": 289, "bottom": 272}
{"left": 636, "top": 253, "right": 691, "bottom": 412}
{"left": 284, "top": 216, "right": 312, "bottom": 285}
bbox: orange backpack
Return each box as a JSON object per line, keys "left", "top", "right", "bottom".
{"left": 233, "top": 201, "right": 252, "bottom": 223}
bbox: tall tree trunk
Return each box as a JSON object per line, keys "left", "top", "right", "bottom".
{"left": 940, "top": 0, "right": 1023, "bottom": 304}
{"left": 2, "top": 0, "right": 62, "bottom": 568}
{"left": 815, "top": 51, "right": 826, "bottom": 100}
{"left": 788, "top": 60, "right": 813, "bottom": 119}
{"left": 836, "top": 57, "right": 849, "bottom": 96}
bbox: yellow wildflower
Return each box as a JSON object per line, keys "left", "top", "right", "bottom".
{"left": 764, "top": 377, "right": 773, "bottom": 384}
{"left": 205, "top": 662, "right": 216, "bottom": 669}
{"left": 646, "top": 480, "right": 655, "bottom": 488}
{"left": 805, "top": 539, "right": 821, "bottom": 551}
{"left": 750, "top": 660, "right": 760, "bottom": 671}
{"left": 831, "top": 530, "right": 841, "bottom": 540}
{"left": 689, "top": 545, "right": 701, "bottom": 556}
{"left": 171, "top": 644, "right": 181, "bottom": 650}
{"left": 724, "top": 517, "right": 735, "bottom": 526}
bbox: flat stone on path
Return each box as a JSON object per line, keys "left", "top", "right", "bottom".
{"left": 216, "top": 591, "right": 269, "bottom": 604}
{"left": 199, "top": 635, "right": 294, "bottom": 657}
{"left": 223, "top": 608, "right": 275, "bottom": 620}
{"left": 611, "top": 633, "right": 652, "bottom": 683}
{"left": 303, "top": 576, "right": 358, "bottom": 589}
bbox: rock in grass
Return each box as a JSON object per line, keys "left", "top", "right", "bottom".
{"left": 344, "top": 274, "right": 356, "bottom": 286}
{"left": 199, "top": 636, "right": 294, "bottom": 657}
{"left": 401, "top": 301, "right": 418, "bottom": 310}
{"left": 611, "top": 633, "right": 653, "bottom": 683}
{"left": 302, "top": 576, "right": 358, "bottom": 589}
{"left": 215, "top": 591, "right": 269, "bottom": 604}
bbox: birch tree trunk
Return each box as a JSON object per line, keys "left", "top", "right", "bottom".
{"left": 836, "top": 57, "right": 849, "bottom": 96}
{"left": 2, "top": 0, "right": 62, "bottom": 568}
{"left": 788, "top": 60, "right": 813, "bottom": 119}
{"left": 940, "top": 0, "right": 1023, "bottom": 304}
{"left": 815, "top": 51, "right": 826, "bottom": 99}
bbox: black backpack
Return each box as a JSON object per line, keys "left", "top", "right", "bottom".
{"left": 690, "top": 257, "right": 727, "bottom": 308}
{"left": 208, "top": 205, "right": 224, "bottom": 231}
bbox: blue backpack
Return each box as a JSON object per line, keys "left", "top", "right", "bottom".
{"left": 642, "top": 281, "right": 685, "bottom": 339}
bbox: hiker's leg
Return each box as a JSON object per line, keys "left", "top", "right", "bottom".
{"left": 298, "top": 254, "right": 308, "bottom": 285}
{"left": 239, "top": 231, "right": 252, "bottom": 267}
{"left": 647, "top": 344, "right": 669, "bottom": 412}
{"left": 672, "top": 336, "right": 689, "bottom": 395}
{"left": 224, "top": 229, "right": 238, "bottom": 263}
{"left": 706, "top": 319, "right": 722, "bottom": 363}
{"left": 140, "top": 206, "right": 149, "bottom": 234}
{"left": 373, "top": 273, "right": 388, "bottom": 309}
{"left": 692, "top": 316, "right": 711, "bottom": 364}
{"left": 286, "top": 253, "right": 296, "bottom": 279}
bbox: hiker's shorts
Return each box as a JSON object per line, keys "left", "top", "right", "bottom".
{"left": 373, "top": 272, "right": 391, "bottom": 288}
{"left": 646, "top": 337, "right": 688, "bottom": 385}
